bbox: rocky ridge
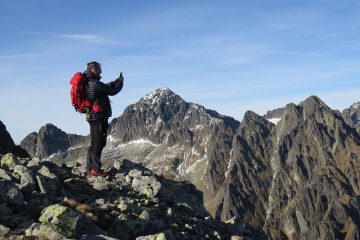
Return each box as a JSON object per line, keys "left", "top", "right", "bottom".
{"left": 0, "top": 152, "right": 247, "bottom": 239}
{"left": 212, "top": 96, "right": 360, "bottom": 239}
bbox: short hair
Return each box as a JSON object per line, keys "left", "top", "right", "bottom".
{"left": 87, "top": 61, "right": 101, "bottom": 71}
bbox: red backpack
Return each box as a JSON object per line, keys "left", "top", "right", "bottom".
{"left": 70, "top": 72, "right": 92, "bottom": 113}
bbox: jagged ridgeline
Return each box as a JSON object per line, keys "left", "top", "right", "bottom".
{"left": 5, "top": 87, "right": 360, "bottom": 239}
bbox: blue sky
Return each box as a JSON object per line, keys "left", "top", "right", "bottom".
{"left": 1, "top": 0, "right": 360, "bottom": 143}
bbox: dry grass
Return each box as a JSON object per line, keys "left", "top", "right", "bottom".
{"left": 63, "top": 197, "right": 92, "bottom": 214}
{"left": 63, "top": 197, "right": 114, "bottom": 229}
{"left": 342, "top": 222, "right": 356, "bottom": 240}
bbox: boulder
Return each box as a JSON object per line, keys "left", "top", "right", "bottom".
{"left": 132, "top": 175, "right": 161, "bottom": 198}
{"left": 0, "top": 179, "right": 24, "bottom": 205}
{"left": 1, "top": 153, "right": 20, "bottom": 170}
{"left": 39, "top": 204, "right": 105, "bottom": 238}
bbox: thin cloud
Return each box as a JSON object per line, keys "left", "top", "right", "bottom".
{"left": 58, "top": 34, "right": 113, "bottom": 44}
{"left": 24, "top": 30, "right": 122, "bottom": 45}
{"left": 0, "top": 51, "right": 66, "bottom": 60}
{"left": 229, "top": 48, "right": 326, "bottom": 57}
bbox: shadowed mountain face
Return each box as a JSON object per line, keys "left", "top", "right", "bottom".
{"left": 0, "top": 121, "right": 15, "bottom": 155}
{"left": 213, "top": 96, "right": 360, "bottom": 239}
{"left": 0, "top": 120, "right": 28, "bottom": 157}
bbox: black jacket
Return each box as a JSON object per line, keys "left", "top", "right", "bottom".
{"left": 84, "top": 70, "right": 123, "bottom": 121}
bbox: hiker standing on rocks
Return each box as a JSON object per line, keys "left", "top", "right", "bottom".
{"left": 84, "top": 61, "right": 124, "bottom": 177}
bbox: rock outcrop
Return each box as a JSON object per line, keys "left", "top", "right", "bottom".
{"left": 0, "top": 153, "right": 247, "bottom": 239}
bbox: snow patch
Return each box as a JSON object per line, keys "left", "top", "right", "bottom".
{"left": 268, "top": 118, "right": 281, "bottom": 125}
{"left": 140, "top": 88, "right": 173, "bottom": 106}
{"left": 107, "top": 135, "right": 120, "bottom": 143}
{"left": 191, "top": 125, "right": 205, "bottom": 131}
{"left": 116, "top": 139, "right": 159, "bottom": 148}
{"left": 224, "top": 149, "right": 233, "bottom": 177}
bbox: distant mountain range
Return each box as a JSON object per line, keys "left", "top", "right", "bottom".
{"left": 3, "top": 87, "right": 359, "bottom": 239}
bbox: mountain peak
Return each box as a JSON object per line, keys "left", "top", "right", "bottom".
{"left": 143, "top": 87, "right": 174, "bottom": 99}
{"left": 299, "top": 95, "right": 328, "bottom": 109}
{"left": 139, "top": 87, "right": 184, "bottom": 107}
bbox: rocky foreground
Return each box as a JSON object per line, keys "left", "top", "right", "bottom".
{"left": 0, "top": 153, "right": 248, "bottom": 240}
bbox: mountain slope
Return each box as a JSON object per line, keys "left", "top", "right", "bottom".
{"left": 213, "top": 96, "right": 360, "bottom": 239}
{"left": 104, "top": 87, "right": 240, "bottom": 201}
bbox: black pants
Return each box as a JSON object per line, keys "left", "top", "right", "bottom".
{"left": 87, "top": 119, "right": 108, "bottom": 171}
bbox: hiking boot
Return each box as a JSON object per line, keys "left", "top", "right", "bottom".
{"left": 89, "top": 169, "right": 108, "bottom": 177}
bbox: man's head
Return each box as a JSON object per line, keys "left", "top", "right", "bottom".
{"left": 87, "top": 61, "right": 102, "bottom": 76}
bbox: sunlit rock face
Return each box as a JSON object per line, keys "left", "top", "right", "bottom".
{"left": 213, "top": 96, "right": 360, "bottom": 239}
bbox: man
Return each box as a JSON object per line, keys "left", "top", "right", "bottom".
{"left": 84, "top": 61, "right": 124, "bottom": 177}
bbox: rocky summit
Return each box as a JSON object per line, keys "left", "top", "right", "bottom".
{"left": 0, "top": 152, "right": 246, "bottom": 240}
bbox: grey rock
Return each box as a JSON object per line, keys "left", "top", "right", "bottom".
{"left": 132, "top": 175, "right": 161, "bottom": 198}
{"left": 90, "top": 177, "right": 109, "bottom": 191}
{"left": 39, "top": 204, "right": 105, "bottom": 238}
{"left": 139, "top": 210, "right": 150, "bottom": 220}
{"left": 26, "top": 157, "right": 41, "bottom": 170}
{"left": 0, "top": 179, "right": 24, "bottom": 205}
{"left": 36, "top": 165, "right": 60, "bottom": 194}
{"left": 0, "top": 169, "right": 11, "bottom": 180}
{"left": 0, "top": 224, "right": 10, "bottom": 236}
{"left": 13, "top": 164, "right": 36, "bottom": 196}
{"left": 26, "top": 222, "right": 66, "bottom": 239}
{"left": 1, "top": 153, "right": 20, "bottom": 170}
{"left": 129, "top": 169, "right": 143, "bottom": 177}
